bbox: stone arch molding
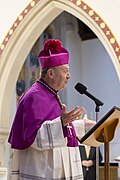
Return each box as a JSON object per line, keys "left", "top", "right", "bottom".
{"left": 0, "top": 0, "right": 120, "bottom": 132}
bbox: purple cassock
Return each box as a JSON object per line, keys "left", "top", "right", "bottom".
{"left": 8, "top": 78, "right": 78, "bottom": 150}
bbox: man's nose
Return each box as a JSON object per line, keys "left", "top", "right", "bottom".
{"left": 67, "top": 72, "right": 71, "bottom": 79}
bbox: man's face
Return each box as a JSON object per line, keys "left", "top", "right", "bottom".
{"left": 52, "top": 64, "right": 70, "bottom": 91}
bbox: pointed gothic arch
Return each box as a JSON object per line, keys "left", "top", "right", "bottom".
{"left": 0, "top": 0, "right": 120, "bottom": 166}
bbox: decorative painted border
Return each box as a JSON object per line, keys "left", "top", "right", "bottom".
{"left": 70, "top": 0, "right": 120, "bottom": 62}
{"left": 0, "top": 0, "right": 120, "bottom": 63}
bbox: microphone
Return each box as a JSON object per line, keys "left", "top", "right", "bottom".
{"left": 74, "top": 82, "right": 104, "bottom": 107}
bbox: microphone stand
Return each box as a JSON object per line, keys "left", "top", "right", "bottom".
{"left": 75, "top": 90, "right": 104, "bottom": 180}
{"left": 94, "top": 101, "right": 103, "bottom": 180}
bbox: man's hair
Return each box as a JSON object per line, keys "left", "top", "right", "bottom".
{"left": 40, "top": 68, "right": 49, "bottom": 77}
{"left": 40, "top": 67, "right": 54, "bottom": 77}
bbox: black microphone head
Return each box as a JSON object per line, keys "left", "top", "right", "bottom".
{"left": 74, "top": 83, "right": 87, "bottom": 94}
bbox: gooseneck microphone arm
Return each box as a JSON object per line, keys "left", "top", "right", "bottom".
{"left": 74, "top": 82, "right": 104, "bottom": 107}
{"left": 83, "top": 91, "right": 103, "bottom": 107}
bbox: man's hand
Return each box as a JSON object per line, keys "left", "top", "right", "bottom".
{"left": 84, "top": 116, "right": 96, "bottom": 127}
{"left": 61, "top": 104, "right": 85, "bottom": 126}
{"left": 82, "top": 160, "right": 93, "bottom": 167}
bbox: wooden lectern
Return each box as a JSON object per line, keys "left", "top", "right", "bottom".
{"left": 79, "top": 106, "right": 120, "bottom": 180}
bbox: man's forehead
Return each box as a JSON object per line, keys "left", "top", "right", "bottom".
{"left": 52, "top": 64, "right": 69, "bottom": 71}
{"left": 59, "top": 64, "right": 69, "bottom": 69}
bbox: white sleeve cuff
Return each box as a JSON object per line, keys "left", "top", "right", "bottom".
{"left": 32, "top": 117, "right": 66, "bottom": 150}
{"left": 72, "top": 119, "right": 85, "bottom": 138}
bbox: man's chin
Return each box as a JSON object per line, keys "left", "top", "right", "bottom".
{"left": 63, "top": 84, "right": 67, "bottom": 89}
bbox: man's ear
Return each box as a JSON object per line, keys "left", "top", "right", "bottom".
{"left": 47, "top": 68, "right": 54, "bottom": 78}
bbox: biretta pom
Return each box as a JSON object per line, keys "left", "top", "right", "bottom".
{"left": 43, "top": 39, "right": 62, "bottom": 54}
